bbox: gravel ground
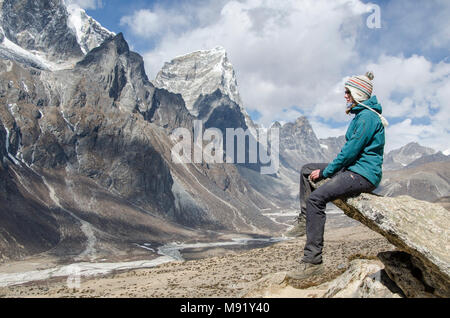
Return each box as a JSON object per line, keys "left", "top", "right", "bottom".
{"left": 0, "top": 223, "right": 395, "bottom": 298}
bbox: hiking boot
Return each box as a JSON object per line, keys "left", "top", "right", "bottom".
{"left": 285, "top": 214, "right": 306, "bottom": 237}
{"left": 286, "top": 260, "right": 323, "bottom": 280}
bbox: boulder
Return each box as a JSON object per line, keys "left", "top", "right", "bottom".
{"left": 243, "top": 259, "right": 403, "bottom": 298}
{"left": 378, "top": 251, "right": 438, "bottom": 298}
{"left": 312, "top": 178, "right": 450, "bottom": 297}
{"left": 323, "top": 259, "right": 403, "bottom": 298}
{"left": 333, "top": 194, "right": 449, "bottom": 297}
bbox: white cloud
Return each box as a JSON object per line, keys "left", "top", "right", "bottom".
{"left": 367, "top": 55, "right": 434, "bottom": 117}
{"left": 380, "top": 0, "right": 450, "bottom": 53}
{"left": 310, "top": 119, "right": 347, "bottom": 140}
{"left": 135, "top": 0, "right": 372, "bottom": 124}
{"left": 385, "top": 119, "right": 445, "bottom": 153}
{"left": 120, "top": 0, "right": 449, "bottom": 152}
{"left": 120, "top": 8, "right": 190, "bottom": 38}
{"left": 361, "top": 55, "right": 450, "bottom": 152}
{"left": 64, "top": 0, "right": 103, "bottom": 10}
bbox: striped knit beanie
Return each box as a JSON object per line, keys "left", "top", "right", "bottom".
{"left": 345, "top": 71, "right": 374, "bottom": 102}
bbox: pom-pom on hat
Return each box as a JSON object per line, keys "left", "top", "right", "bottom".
{"left": 345, "top": 71, "right": 374, "bottom": 102}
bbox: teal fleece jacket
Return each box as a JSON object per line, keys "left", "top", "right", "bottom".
{"left": 322, "top": 96, "right": 385, "bottom": 187}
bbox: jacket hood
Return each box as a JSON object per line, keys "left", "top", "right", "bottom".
{"left": 351, "top": 95, "right": 382, "bottom": 114}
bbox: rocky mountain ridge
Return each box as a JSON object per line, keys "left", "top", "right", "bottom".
{"left": 377, "top": 161, "right": 450, "bottom": 203}
{"left": 1, "top": 29, "right": 287, "bottom": 255}
{"left": 377, "top": 140, "right": 449, "bottom": 204}
{"left": 383, "top": 142, "right": 437, "bottom": 171}
{"left": 0, "top": 0, "right": 286, "bottom": 262}
{"left": 152, "top": 45, "right": 345, "bottom": 207}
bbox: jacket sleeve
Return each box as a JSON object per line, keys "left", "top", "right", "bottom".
{"left": 322, "top": 114, "right": 374, "bottom": 178}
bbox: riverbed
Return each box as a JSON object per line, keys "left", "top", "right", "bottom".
{"left": 0, "top": 205, "right": 356, "bottom": 289}
{"left": 0, "top": 236, "right": 288, "bottom": 288}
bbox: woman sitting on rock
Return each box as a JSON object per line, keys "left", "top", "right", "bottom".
{"left": 287, "top": 72, "right": 388, "bottom": 276}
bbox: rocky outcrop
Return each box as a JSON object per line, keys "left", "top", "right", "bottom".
{"left": 242, "top": 230, "right": 401, "bottom": 299}
{"left": 249, "top": 182, "right": 449, "bottom": 298}
{"left": 434, "top": 196, "right": 450, "bottom": 211}
{"left": 322, "top": 259, "right": 403, "bottom": 298}
{"left": 245, "top": 259, "right": 403, "bottom": 298}
{"left": 378, "top": 251, "right": 439, "bottom": 298}
{"left": 332, "top": 193, "right": 450, "bottom": 297}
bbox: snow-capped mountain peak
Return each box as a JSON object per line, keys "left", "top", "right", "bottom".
{"left": 0, "top": 0, "right": 113, "bottom": 70}
{"left": 154, "top": 46, "right": 243, "bottom": 116}
{"left": 153, "top": 46, "right": 260, "bottom": 138}
{"left": 65, "top": 2, "right": 115, "bottom": 55}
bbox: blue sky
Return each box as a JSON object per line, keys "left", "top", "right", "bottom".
{"left": 72, "top": 0, "right": 450, "bottom": 153}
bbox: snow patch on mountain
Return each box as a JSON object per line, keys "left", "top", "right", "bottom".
{"left": 65, "top": 2, "right": 115, "bottom": 54}
{"left": 0, "top": 0, "right": 113, "bottom": 70}
{"left": 0, "top": 35, "right": 64, "bottom": 71}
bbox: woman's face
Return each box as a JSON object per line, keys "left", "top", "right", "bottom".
{"left": 345, "top": 89, "right": 354, "bottom": 104}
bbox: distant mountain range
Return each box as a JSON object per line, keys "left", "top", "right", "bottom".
{"left": 383, "top": 142, "right": 439, "bottom": 170}
{"left": 0, "top": 0, "right": 447, "bottom": 263}
{"left": 378, "top": 143, "right": 450, "bottom": 205}
{"left": 377, "top": 161, "right": 450, "bottom": 203}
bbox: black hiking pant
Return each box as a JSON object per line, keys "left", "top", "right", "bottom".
{"left": 299, "top": 163, "right": 376, "bottom": 264}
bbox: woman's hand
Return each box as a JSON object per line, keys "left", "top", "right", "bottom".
{"left": 310, "top": 169, "right": 321, "bottom": 181}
